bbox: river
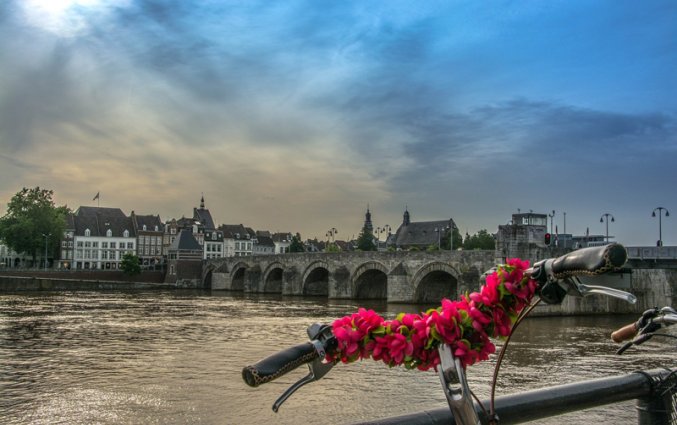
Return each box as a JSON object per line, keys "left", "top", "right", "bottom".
{"left": 0, "top": 291, "right": 674, "bottom": 424}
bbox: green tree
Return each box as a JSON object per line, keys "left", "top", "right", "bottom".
{"left": 325, "top": 242, "right": 341, "bottom": 252}
{"left": 289, "top": 233, "right": 305, "bottom": 252}
{"left": 356, "top": 226, "right": 376, "bottom": 251}
{"left": 120, "top": 252, "right": 141, "bottom": 275}
{"left": 440, "top": 226, "right": 463, "bottom": 251}
{"left": 463, "top": 229, "right": 496, "bottom": 250}
{"left": 0, "top": 187, "right": 68, "bottom": 264}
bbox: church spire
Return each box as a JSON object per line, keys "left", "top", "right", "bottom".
{"left": 364, "top": 205, "right": 373, "bottom": 233}
{"left": 403, "top": 205, "right": 410, "bottom": 226}
{"left": 200, "top": 193, "right": 205, "bottom": 209}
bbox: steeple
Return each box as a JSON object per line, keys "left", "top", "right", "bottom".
{"left": 364, "top": 205, "right": 373, "bottom": 232}
{"left": 403, "top": 206, "right": 410, "bottom": 226}
{"left": 200, "top": 193, "right": 205, "bottom": 209}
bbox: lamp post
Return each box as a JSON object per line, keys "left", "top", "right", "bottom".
{"left": 42, "top": 233, "right": 51, "bottom": 271}
{"left": 652, "top": 207, "right": 670, "bottom": 247}
{"left": 325, "top": 228, "right": 337, "bottom": 243}
{"left": 600, "top": 213, "right": 615, "bottom": 243}
{"left": 548, "top": 210, "right": 556, "bottom": 235}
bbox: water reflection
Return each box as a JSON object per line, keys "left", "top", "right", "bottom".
{"left": 0, "top": 291, "right": 674, "bottom": 425}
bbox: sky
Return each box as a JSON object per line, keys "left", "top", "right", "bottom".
{"left": 1, "top": 0, "right": 676, "bottom": 246}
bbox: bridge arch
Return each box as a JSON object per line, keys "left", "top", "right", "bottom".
{"left": 230, "top": 261, "right": 249, "bottom": 291}
{"left": 214, "top": 260, "right": 230, "bottom": 273}
{"left": 302, "top": 260, "right": 330, "bottom": 297}
{"left": 411, "top": 262, "right": 459, "bottom": 304}
{"left": 262, "top": 262, "right": 285, "bottom": 293}
{"left": 352, "top": 261, "right": 389, "bottom": 300}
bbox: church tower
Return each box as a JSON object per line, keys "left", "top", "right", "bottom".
{"left": 403, "top": 206, "right": 410, "bottom": 226}
{"left": 364, "top": 206, "right": 374, "bottom": 233}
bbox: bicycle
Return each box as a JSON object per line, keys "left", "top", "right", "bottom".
{"left": 242, "top": 243, "right": 670, "bottom": 424}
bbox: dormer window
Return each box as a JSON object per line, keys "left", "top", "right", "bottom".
{"left": 123, "top": 230, "right": 129, "bottom": 238}
{"left": 106, "top": 229, "right": 112, "bottom": 237}
{"left": 84, "top": 228, "right": 91, "bottom": 237}
{"left": 142, "top": 225, "right": 147, "bottom": 231}
{"left": 211, "top": 232, "right": 217, "bottom": 240}
{"left": 154, "top": 225, "right": 159, "bottom": 231}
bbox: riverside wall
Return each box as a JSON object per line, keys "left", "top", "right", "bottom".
{"left": 0, "top": 275, "right": 200, "bottom": 291}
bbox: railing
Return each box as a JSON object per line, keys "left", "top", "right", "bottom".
{"left": 626, "top": 246, "right": 677, "bottom": 260}
{"left": 354, "top": 368, "right": 676, "bottom": 425}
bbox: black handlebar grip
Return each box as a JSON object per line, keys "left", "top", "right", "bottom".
{"left": 550, "top": 243, "right": 627, "bottom": 279}
{"left": 242, "top": 342, "right": 318, "bottom": 387}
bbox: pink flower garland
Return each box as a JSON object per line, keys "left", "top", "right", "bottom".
{"left": 327, "top": 258, "right": 538, "bottom": 370}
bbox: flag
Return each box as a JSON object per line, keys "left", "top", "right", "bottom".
{"left": 93, "top": 192, "right": 100, "bottom": 201}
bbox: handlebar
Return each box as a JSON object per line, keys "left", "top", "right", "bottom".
{"left": 242, "top": 342, "right": 319, "bottom": 387}
{"left": 612, "top": 307, "right": 677, "bottom": 354}
{"left": 529, "top": 243, "right": 634, "bottom": 305}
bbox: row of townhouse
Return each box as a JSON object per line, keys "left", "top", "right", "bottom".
{"left": 2, "top": 195, "right": 298, "bottom": 270}
{"left": 56, "top": 196, "right": 294, "bottom": 270}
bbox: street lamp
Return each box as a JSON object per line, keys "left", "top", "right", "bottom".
{"left": 652, "top": 207, "right": 670, "bottom": 247}
{"left": 42, "top": 233, "right": 51, "bottom": 271}
{"left": 548, "top": 210, "right": 556, "bottom": 235}
{"left": 325, "top": 228, "right": 338, "bottom": 243}
{"left": 599, "top": 213, "right": 615, "bottom": 243}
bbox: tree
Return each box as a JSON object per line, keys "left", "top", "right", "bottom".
{"left": 440, "top": 226, "right": 463, "bottom": 251}
{"left": 289, "top": 233, "right": 305, "bottom": 252}
{"left": 120, "top": 252, "right": 141, "bottom": 275}
{"left": 0, "top": 187, "right": 68, "bottom": 265}
{"left": 463, "top": 229, "right": 496, "bottom": 250}
{"left": 325, "top": 242, "right": 341, "bottom": 253}
{"left": 356, "top": 226, "right": 376, "bottom": 251}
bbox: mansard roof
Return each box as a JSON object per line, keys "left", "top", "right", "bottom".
{"left": 393, "top": 219, "right": 454, "bottom": 247}
{"left": 193, "top": 207, "right": 216, "bottom": 230}
{"left": 168, "top": 229, "right": 203, "bottom": 252}
{"left": 72, "top": 210, "right": 136, "bottom": 238}
{"left": 255, "top": 235, "right": 275, "bottom": 247}
{"left": 219, "top": 224, "right": 249, "bottom": 239}
{"left": 75, "top": 206, "right": 126, "bottom": 218}
{"left": 132, "top": 213, "right": 164, "bottom": 232}
{"left": 272, "top": 232, "right": 293, "bottom": 242}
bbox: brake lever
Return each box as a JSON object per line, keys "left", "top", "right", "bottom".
{"left": 272, "top": 356, "right": 334, "bottom": 412}
{"left": 272, "top": 324, "right": 336, "bottom": 412}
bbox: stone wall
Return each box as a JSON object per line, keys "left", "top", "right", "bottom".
{"left": 0, "top": 275, "right": 199, "bottom": 291}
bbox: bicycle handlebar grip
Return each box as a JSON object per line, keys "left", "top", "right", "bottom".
{"left": 611, "top": 322, "right": 638, "bottom": 343}
{"left": 242, "top": 342, "right": 318, "bottom": 387}
{"left": 550, "top": 243, "right": 627, "bottom": 278}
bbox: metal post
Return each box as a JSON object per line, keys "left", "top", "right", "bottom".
{"left": 652, "top": 207, "right": 670, "bottom": 247}
{"left": 42, "top": 233, "right": 51, "bottom": 271}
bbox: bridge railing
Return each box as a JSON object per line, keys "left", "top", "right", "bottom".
{"left": 353, "top": 368, "right": 677, "bottom": 425}
{"left": 626, "top": 246, "right": 677, "bottom": 260}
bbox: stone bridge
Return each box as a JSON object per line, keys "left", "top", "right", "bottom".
{"left": 203, "top": 250, "right": 497, "bottom": 303}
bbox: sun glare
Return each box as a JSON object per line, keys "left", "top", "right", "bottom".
{"left": 20, "top": 0, "right": 119, "bottom": 37}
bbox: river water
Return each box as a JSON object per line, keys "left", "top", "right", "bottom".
{"left": 0, "top": 291, "right": 674, "bottom": 425}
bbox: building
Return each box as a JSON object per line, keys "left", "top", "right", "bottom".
{"left": 131, "top": 211, "right": 165, "bottom": 269}
{"left": 165, "top": 229, "right": 203, "bottom": 284}
{"left": 70, "top": 206, "right": 137, "bottom": 270}
{"left": 163, "top": 196, "right": 224, "bottom": 260}
{"left": 272, "top": 232, "right": 293, "bottom": 254}
{"left": 253, "top": 235, "right": 275, "bottom": 255}
{"left": 390, "top": 208, "right": 456, "bottom": 251}
{"left": 219, "top": 224, "right": 254, "bottom": 257}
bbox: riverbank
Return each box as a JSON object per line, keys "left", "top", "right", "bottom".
{"left": 0, "top": 274, "right": 201, "bottom": 291}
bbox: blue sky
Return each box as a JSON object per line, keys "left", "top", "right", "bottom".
{"left": 1, "top": 0, "right": 675, "bottom": 245}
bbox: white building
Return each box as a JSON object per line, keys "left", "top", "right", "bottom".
{"left": 71, "top": 207, "right": 137, "bottom": 270}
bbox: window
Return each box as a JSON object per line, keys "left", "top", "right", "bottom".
{"left": 127, "top": 242, "right": 134, "bottom": 249}
{"left": 102, "top": 251, "right": 108, "bottom": 260}
{"left": 212, "top": 232, "right": 217, "bottom": 240}
{"left": 85, "top": 242, "right": 91, "bottom": 248}
{"left": 77, "top": 241, "right": 83, "bottom": 248}
{"left": 110, "top": 242, "right": 116, "bottom": 249}
{"left": 170, "top": 227, "right": 176, "bottom": 235}
{"left": 61, "top": 241, "right": 67, "bottom": 248}
{"left": 92, "top": 242, "right": 98, "bottom": 248}
{"left": 154, "top": 225, "right": 159, "bottom": 231}
{"left": 68, "top": 241, "right": 73, "bottom": 248}
{"left": 143, "top": 225, "right": 147, "bottom": 231}
{"left": 235, "top": 242, "right": 240, "bottom": 250}
{"left": 102, "top": 242, "right": 108, "bottom": 249}
{"left": 76, "top": 249, "right": 83, "bottom": 258}
{"left": 84, "top": 229, "right": 91, "bottom": 237}
{"left": 106, "top": 229, "right": 112, "bottom": 237}
{"left": 123, "top": 230, "right": 129, "bottom": 238}
{"left": 170, "top": 265, "right": 175, "bottom": 275}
